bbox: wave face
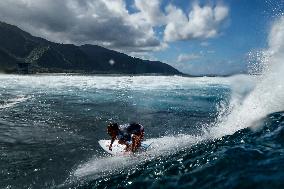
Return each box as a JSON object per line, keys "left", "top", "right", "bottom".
{"left": 0, "top": 74, "right": 247, "bottom": 188}
{"left": 209, "top": 16, "right": 284, "bottom": 138}
{"left": 0, "top": 18, "right": 284, "bottom": 189}
{"left": 71, "top": 17, "right": 284, "bottom": 189}
{"left": 211, "top": 17, "right": 284, "bottom": 137}
{"left": 74, "top": 112, "right": 284, "bottom": 189}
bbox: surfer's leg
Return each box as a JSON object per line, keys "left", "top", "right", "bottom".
{"left": 131, "top": 134, "right": 139, "bottom": 152}
{"left": 136, "top": 128, "right": 144, "bottom": 149}
{"left": 136, "top": 132, "right": 144, "bottom": 150}
{"left": 131, "top": 133, "right": 143, "bottom": 152}
{"left": 125, "top": 144, "right": 131, "bottom": 151}
{"left": 118, "top": 140, "right": 131, "bottom": 151}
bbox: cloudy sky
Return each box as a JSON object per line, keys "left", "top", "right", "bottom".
{"left": 0, "top": 0, "right": 283, "bottom": 75}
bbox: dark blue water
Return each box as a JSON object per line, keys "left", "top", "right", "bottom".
{"left": 0, "top": 75, "right": 283, "bottom": 189}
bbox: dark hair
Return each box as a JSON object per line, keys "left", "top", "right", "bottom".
{"left": 107, "top": 122, "right": 119, "bottom": 131}
{"left": 107, "top": 123, "right": 118, "bottom": 136}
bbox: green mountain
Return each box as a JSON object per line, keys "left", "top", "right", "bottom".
{"left": 0, "top": 21, "right": 181, "bottom": 75}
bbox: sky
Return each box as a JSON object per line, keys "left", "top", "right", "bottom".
{"left": 0, "top": 0, "right": 283, "bottom": 75}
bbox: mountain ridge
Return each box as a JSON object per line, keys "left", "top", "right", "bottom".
{"left": 0, "top": 21, "right": 182, "bottom": 75}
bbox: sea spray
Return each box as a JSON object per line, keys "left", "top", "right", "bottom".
{"left": 70, "top": 18, "right": 284, "bottom": 181}
{"left": 73, "top": 134, "right": 202, "bottom": 178}
{"left": 74, "top": 17, "right": 284, "bottom": 179}
{"left": 209, "top": 17, "right": 284, "bottom": 137}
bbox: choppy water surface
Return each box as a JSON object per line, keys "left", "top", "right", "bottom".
{"left": 2, "top": 16, "right": 284, "bottom": 189}
{"left": 0, "top": 73, "right": 283, "bottom": 189}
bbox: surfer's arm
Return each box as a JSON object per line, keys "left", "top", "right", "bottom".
{"left": 109, "top": 137, "right": 115, "bottom": 151}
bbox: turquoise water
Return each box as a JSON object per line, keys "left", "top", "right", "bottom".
{"left": 0, "top": 74, "right": 283, "bottom": 188}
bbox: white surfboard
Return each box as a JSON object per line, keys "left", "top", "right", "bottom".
{"left": 98, "top": 140, "right": 152, "bottom": 156}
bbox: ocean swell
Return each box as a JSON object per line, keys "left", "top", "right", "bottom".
{"left": 70, "top": 17, "right": 284, "bottom": 186}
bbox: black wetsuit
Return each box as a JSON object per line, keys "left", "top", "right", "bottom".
{"left": 117, "top": 123, "right": 144, "bottom": 142}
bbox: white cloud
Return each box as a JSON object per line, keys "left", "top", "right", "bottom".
{"left": 0, "top": 0, "right": 229, "bottom": 53}
{"left": 207, "top": 50, "right": 215, "bottom": 54}
{"left": 177, "top": 53, "right": 200, "bottom": 63}
{"left": 0, "top": 0, "right": 162, "bottom": 52}
{"left": 200, "top": 41, "right": 210, "bottom": 47}
{"left": 164, "top": 4, "right": 229, "bottom": 42}
{"left": 132, "top": 0, "right": 166, "bottom": 26}
{"left": 171, "top": 59, "right": 245, "bottom": 76}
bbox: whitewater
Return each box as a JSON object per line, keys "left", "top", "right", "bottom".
{"left": 0, "top": 17, "right": 284, "bottom": 189}
{"left": 72, "top": 17, "right": 284, "bottom": 184}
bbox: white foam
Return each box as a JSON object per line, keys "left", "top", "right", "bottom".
{"left": 73, "top": 134, "right": 202, "bottom": 178}
{"left": 0, "top": 74, "right": 238, "bottom": 92}
{"left": 209, "top": 17, "right": 284, "bottom": 138}
{"left": 71, "top": 17, "right": 284, "bottom": 181}
{"left": 0, "top": 95, "right": 30, "bottom": 109}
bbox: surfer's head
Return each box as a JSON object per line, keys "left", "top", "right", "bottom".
{"left": 107, "top": 122, "right": 119, "bottom": 136}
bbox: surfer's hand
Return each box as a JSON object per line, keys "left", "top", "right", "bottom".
{"left": 109, "top": 146, "right": 112, "bottom": 151}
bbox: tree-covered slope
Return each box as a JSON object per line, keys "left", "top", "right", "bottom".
{"left": 0, "top": 21, "right": 181, "bottom": 75}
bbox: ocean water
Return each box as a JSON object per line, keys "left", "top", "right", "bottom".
{"left": 0, "top": 73, "right": 283, "bottom": 189}
{"left": 1, "top": 16, "right": 284, "bottom": 189}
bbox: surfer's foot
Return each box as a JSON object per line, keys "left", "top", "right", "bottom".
{"left": 125, "top": 145, "right": 131, "bottom": 152}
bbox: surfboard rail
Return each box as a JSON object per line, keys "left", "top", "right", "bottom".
{"left": 98, "top": 140, "right": 152, "bottom": 156}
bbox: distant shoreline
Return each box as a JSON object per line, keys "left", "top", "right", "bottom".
{"left": 0, "top": 72, "right": 249, "bottom": 78}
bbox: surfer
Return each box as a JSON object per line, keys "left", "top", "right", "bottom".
{"left": 107, "top": 122, "right": 144, "bottom": 152}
